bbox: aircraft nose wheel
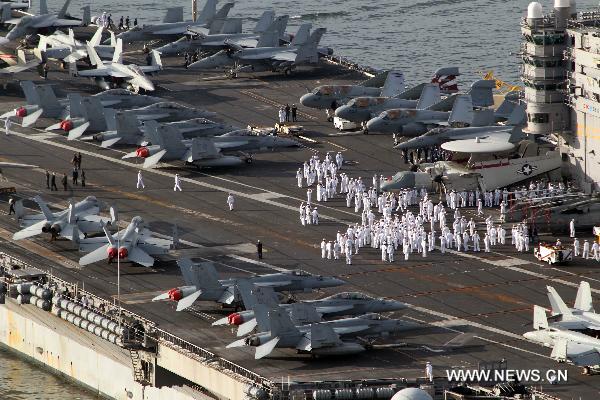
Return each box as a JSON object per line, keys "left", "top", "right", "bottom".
{"left": 245, "top": 157, "right": 253, "bottom": 164}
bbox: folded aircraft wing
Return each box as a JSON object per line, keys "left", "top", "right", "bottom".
{"left": 315, "top": 305, "right": 354, "bottom": 314}
{"left": 253, "top": 280, "right": 293, "bottom": 288}
{"left": 333, "top": 325, "right": 371, "bottom": 335}
{"left": 77, "top": 68, "right": 126, "bottom": 78}
{"left": 233, "top": 38, "right": 258, "bottom": 48}
{"left": 12, "top": 220, "right": 48, "bottom": 240}
{"left": 0, "top": 60, "right": 39, "bottom": 74}
{"left": 152, "top": 27, "right": 186, "bottom": 35}
{"left": 46, "top": 19, "right": 83, "bottom": 27}
{"left": 271, "top": 51, "right": 297, "bottom": 62}
{"left": 566, "top": 343, "right": 600, "bottom": 366}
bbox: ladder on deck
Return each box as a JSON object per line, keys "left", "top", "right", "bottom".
{"left": 129, "top": 349, "right": 150, "bottom": 385}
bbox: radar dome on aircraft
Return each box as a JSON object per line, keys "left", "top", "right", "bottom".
{"left": 391, "top": 388, "right": 433, "bottom": 400}
{"left": 527, "top": 2, "right": 543, "bottom": 19}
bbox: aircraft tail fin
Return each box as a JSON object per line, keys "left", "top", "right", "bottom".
{"left": 547, "top": 285, "right": 574, "bottom": 318}
{"left": 68, "top": 93, "right": 85, "bottom": 118}
{"left": 163, "top": 6, "right": 183, "bottom": 23}
{"left": 196, "top": 0, "right": 217, "bottom": 25}
{"left": 575, "top": 281, "right": 594, "bottom": 313}
{"left": 309, "top": 323, "right": 342, "bottom": 350}
{"left": 468, "top": 79, "right": 495, "bottom": 108}
{"left": 361, "top": 70, "right": 389, "bottom": 88}
{"left": 144, "top": 120, "right": 186, "bottom": 155}
{"left": 550, "top": 338, "right": 568, "bottom": 362}
{"left": 0, "top": 4, "right": 10, "bottom": 24}
{"left": 256, "top": 16, "right": 289, "bottom": 48}
{"left": 219, "top": 18, "right": 242, "bottom": 34}
{"left": 111, "top": 39, "right": 123, "bottom": 64}
{"left": 290, "top": 23, "right": 311, "bottom": 46}
{"left": 86, "top": 44, "right": 104, "bottom": 67}
{"left": 28, "top": 82, "right": 59, "bottom": 111}
{"left": 88, "top": 27, "right": 103, "bottom": 47}
{"left": 269, "top": 308, "right": 299, "bottom": 337}
{"left": 253, "top": 10, "right": 275, "bottom": 33}
{"left": 448, "top": 94, "right": 474, "bottom": 125}
{"left": 380, "top": 70, "right": 405, "bottom": 98}
{"left": 533, "top": 305, "right": 549, "bottom": 330}
{"left": 505, "top": 103, "right": 527, "bottom": 126}
{"left": 177, "top": 258, "right": 221, "bottom": 289}
{"left": 71, "top": 225, "right": 80, "bottom": 245}
{"left": 81, "top": 5, "right": 91, "bottom": 26}
{"left": 39, "top": 0, "right": 48, "bottom": 14}
{"left": 294, "top": 27, "right": 326, "bottom": 64}
{"left": 109, "top": 31, "right": 116, "bottom": 47}
{"left": 431, "top": 66, "right": 460, "bottom": 93}
{"left": 101, "top": 221, "right": 116, "bottom": 247}
{"left": 171, "top": 224, "right": 178, "bottom": 249}
{"left": 33, "top": 195, "right": 53, "bottom": 221}
{"left": 57, "top": 0, "right": 71, "bottom": 19}
{"left": 415, "top": 83, "right": 441, "bottom": 109}
{"left": 214, "top": 2, "right": 234, "bottom": 20}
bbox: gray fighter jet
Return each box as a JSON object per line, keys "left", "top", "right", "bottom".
{"left": 12, "top": 195, "right": 116, "bottom": 241}
{"left": 122, "top": 120, "right": 298, "bottom": 168}
{"left": 523, "top": 305, "right": 600, "bottom": 371}
{"left": 546, "top": 282, "right": 600, "bottom": 330}
{"left": 394, "top": 125, "right": 524, "bottom": 153}
{"left": 190, "top": 27, "right": 328, "bottom": 77}
{"left": 45, "top": 93, "right": 111, "bottom": 139}
{"left": 37, "top": 27, "right": 116, "bottom": 63}
{"left": 0, "top": 81, "right": 161, "bottom": 127}
{"left": 0, "top": 49, "right": 39, "bottom": 77}
{"left": 116, "top": 0, "right": 234, "bottom": 43}
{"left": 213, "top": 285, "right": 407, "bottom": 337}
{"left": 226, "top": 305, "right": 423, "bottom": 359}
{"left": 156, "top": 11, "right": 285, "bottom": 56}
{"left": 334, "top": 83, "right": 441, "bottom": 132}
{"left": 365, "top": 80, "right": 496, "bottom": 135}
{"left": 1, "top": 0, "right": 90, "bottom": 44}
{"left": 68, "top": 102, "right": 215, "bottom": 141}
{"left": 77, "top": 216, "right": 173, "bottom": 267}
{"left": 152, "top": 258, "right": 346, "bottom": 311}
{"left": 381, "top": 139, "right": 562, "bottom": 192}
{"left": 94, "top": 113, "right": 237, "bottom": 148}
{"left": 300, "top": 70, "right": 406, "bottom": 112}
{"left": 70, "top": 40, "right": 162, "bottom": 92}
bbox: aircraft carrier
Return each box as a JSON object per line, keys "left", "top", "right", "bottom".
{"left": 1, "top": 55, "right": 600, "bottom": 400}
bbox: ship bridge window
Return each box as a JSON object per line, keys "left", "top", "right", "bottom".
{"left": 526, "top": 33, "right": 565, "bottom": 45}
{"left": 528, "top": 113, "right": 549, "bottom": 123}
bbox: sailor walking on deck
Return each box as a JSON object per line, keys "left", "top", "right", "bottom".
{"left": 425, "top": 362, "right": 433, "bottom": 382}
{"left": 174, "top": 174, "right": 182, "bottom": 191}
{"left": 227, "top": 193, "right": 235, "bottom": 210}
{"left": 136, "top": 170, "right": 145, "bottom": 189}
{"left": 569, "top": 218, "right": 576, "bottom": 238}
{"left": 4, "top": 117, "right": 11, "bottom": 135}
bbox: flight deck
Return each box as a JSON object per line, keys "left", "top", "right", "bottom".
{"left": 1, "top": 59, "right": 600, "bottom": 399}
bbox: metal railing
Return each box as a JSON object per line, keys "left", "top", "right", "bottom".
{"left": 155, "top": 327, "right": 272, "bottom": 388}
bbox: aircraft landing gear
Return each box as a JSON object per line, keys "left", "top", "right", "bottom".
{"left": 228, "top": 69, "right": 238, "bottom": 79}
{"left": 362, "top": 122, "right": 369, "bottom": 134}
{"left": 283, "top": 67, "right": 293, "bottom": 77}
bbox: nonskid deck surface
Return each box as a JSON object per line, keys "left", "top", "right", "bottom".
{"left": 1, "top": 63, "right": 599, "bottom": 397}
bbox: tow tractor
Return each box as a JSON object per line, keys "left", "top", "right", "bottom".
{"left": 534, "top": 242, "right": 573, "bottom": 265}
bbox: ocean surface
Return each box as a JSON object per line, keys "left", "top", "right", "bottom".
{"left": 4, "top": 0, "right": 600, "bottom": 398}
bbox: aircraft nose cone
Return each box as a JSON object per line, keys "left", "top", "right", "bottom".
{"left": 300, "top": 93, "right": 316, "bottom": 108}
{"left": 366, "top": 117, "right": 386, "bottom": 133}
{"left": 388, "top": 300, "right": 408, "bottom": 311}
{"left": 523, "top": 331, "right": 538, "bottom": 341}
{"left": 334, "top": 105, "right": 353, "bottom": 120}
{"left": 380, "top": 172, "right": 415, "bottom": 192}
{"left": 330, "top": 277, "right": 346, "bottom": 287}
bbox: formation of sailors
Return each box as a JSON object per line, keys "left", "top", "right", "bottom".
{"left": 295, "top": 153, "right": 598, "bottom": 264}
